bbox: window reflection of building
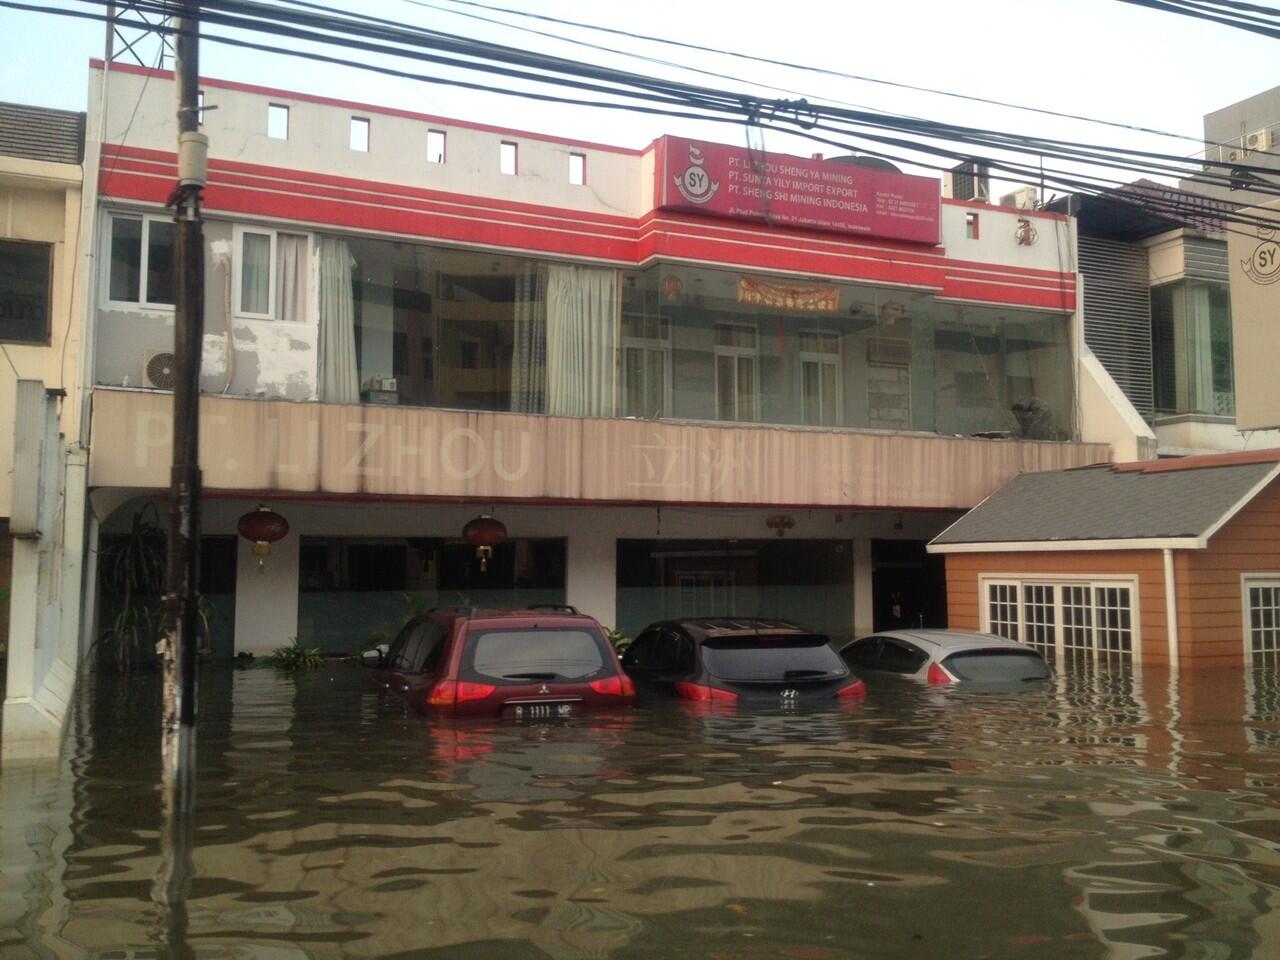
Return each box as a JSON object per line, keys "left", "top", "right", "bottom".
{"left": 1151, "top": 280, "right": 1234, "bottom": 417}
{"left": 714, "top": 322, "right": 759, "bottom": 422}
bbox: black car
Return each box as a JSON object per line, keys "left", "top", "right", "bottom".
{"left": 621, "top": 618, "right": 865, "bottom": 705}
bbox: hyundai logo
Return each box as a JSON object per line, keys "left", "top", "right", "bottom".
{"left": 780, "top": 689, "right": 799, "bottom": 699}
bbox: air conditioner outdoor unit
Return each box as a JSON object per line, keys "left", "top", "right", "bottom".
{"left": 1245, "top": 128, "right": 1272, "bottom": 152}
{"left": 999, "top": 186, "right": 1039, "bottom": 210}
{"left": 943, "top": 160, "right": 990, "bottom": 202}
{"left": 143, "top": 350, "right": 177, "bottom": 389}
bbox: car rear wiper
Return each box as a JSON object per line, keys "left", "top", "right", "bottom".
{"left": 502, "top": 672, "right": 559, "bottom": 681}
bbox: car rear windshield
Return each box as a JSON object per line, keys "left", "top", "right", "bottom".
{"left": 466, "top": 628, "right": 608, "bottom": 683}
{"left": 702, "top": 636, "right": 847, "bottom": 682}
{"left": 941, "top": 649, "right": 1051, "bottom": 682}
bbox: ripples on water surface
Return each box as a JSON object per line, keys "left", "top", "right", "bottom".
{"left": 4, "top": 664, "right": 1280, "bottom": 958}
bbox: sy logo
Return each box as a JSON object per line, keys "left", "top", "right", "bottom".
{"left": 673, "top": 144, "right": 719, "bottom": 205}
{"left": 1243, "top": 226, "right": 1280, "bottom": 286}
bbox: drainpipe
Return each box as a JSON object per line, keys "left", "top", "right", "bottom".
{"left": 1163, "top": 548, "right": 1180, "bottom": 670}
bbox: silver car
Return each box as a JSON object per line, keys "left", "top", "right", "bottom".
{"left": 839, "top": 629, "right": 1052, "bottom": 685}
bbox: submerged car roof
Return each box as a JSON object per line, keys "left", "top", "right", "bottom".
{"left": 863, "top": 629, "right": 1033, "bottom": 653}
{"left": 655, "top": 618, "right": 817, "bottom": 642}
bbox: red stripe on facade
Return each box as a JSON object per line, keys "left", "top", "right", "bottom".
{"left": 98, "top": 151, "right": 1077, "bottom": 308}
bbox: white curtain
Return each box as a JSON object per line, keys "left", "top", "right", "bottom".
{"left": 318, "top": 237, "right": 359, "bottom": 405}
{"left": 545, "top": 264, "right": 617, "bottom": 417}
{"left": 240, "top": 232, "right": 271, "bottom": 314}
{"left": 509, "top": 263, "right": 546, "bottom": 413}
{"left": 276, "top": 233, "right": 308, "bottom": 324}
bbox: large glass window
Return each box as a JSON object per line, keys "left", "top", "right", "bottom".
{"left": 1151, "top": 280, "right": 1234, "bottom": 417}
{"left": 616, "top": 538, "right": 854, "bottom": 645}
{"left": 107, "top": 214, "right": 174, "bottom": 307}
{"left": 297, "top": 535, "right": 566, "bottom": 653}
{"left": 0, "top": 239, "right": 52, "bottom": 344}
{"left": 933, "top": 302, "right": 1073, "bottom": 440}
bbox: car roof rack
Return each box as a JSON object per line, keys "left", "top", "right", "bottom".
{"left": 528, "top": 603, "right": 580, "bottom": 614}
{"left": 426, "top": 605, "right": 477, "bottom": 616}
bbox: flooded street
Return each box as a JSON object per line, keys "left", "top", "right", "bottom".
{"left": 4, "top": 664, "right": 1280, "bottom": 958}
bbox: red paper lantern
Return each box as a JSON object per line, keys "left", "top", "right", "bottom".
{"left": 238, "top": 505, "right": 290, "bottom": 571}
{"left": 462, "top": 514, "right": 507, "bottom": 572}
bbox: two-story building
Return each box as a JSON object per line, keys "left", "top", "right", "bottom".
{"left": 79, "top": 61, "right": 1126, "bottom": 659}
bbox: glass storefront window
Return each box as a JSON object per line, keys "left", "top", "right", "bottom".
{"left": 297, "top": 536, "right": 567, "bottom": 653}
{"left": 1151, "top": 280, "right": 1234, "bottom": 417}
{"left": 319, "top": 239, "right": 1075, "bottom": 441}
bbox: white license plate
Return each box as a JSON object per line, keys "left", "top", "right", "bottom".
{"left": 513, "top": 703, "right": 574, "bottom": 719}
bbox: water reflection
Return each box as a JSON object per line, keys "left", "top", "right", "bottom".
{"left": 2, "top": 664, "right": 1280, "bottom": 958}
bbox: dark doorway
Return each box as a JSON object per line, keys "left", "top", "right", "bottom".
{"left": 200, "top": 536, "right": 238, "bottom": 659}
{"left": 871, "top": 539, "right": 947, "bottom": 631}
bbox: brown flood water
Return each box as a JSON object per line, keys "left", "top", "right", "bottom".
{"left": 3, "top": 662, "right": 1280, "bottom": 959}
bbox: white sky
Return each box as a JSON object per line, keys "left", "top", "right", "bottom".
{"left": 1, "top": 0, "right": 1277, "bottom": 200}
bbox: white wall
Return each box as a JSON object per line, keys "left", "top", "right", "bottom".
{"left": 1078, "top": 348, "right": 1157, "bottom": 463}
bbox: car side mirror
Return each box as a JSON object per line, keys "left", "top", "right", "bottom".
{"left": 360, "top": 648, "right": 384, "bottom": 668}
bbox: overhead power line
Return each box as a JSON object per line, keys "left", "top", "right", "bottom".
{"left": 10, "top": 0, "right": 1279, "bottom": 234}
{"left": 1111, "top": 0, "right": 1280, "bottom": 39}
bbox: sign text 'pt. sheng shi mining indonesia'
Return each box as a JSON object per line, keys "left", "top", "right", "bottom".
{"left": 655, "top": 136, "right": 941, "bottom": 245}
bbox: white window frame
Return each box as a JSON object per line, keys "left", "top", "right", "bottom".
{"left": 798, "top": 328, "right": 842, "bottom": 426}
{"left": 714, "top": 321, "right": 759, "bottom": 422}
{"left": 979, "top": 574, "right": 1142, "bottom": 669}
{"left": 267, "top": 103, "right": 289, "bottom": 140}
{"left": 622, "top": 317, "right": 672, "bottom": 419}
{"left": 101, "top": 211, "right": 176, "bottom": 311}
{"left": 568, "top": 152, "right": 586, "bottom": 186}
{"left": 1242, "top": 573, "right": 1280, "bottom": 661}
{"left": 427, "top": 129, "right": 447, "bottom": 164}
{"left": 499, "top": 140, "right": 518, "bottom": 175}
{"left": 349, "top": 116, "right": 370, "bottom": 152}
{"left": 233, "top": 225, "right": 278, "bottom": 321}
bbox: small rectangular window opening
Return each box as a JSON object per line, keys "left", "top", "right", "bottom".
{"left": 267, "top": 103, "right": 289, "bottom": 140}
{"left": 569, "top": 152, "right": 586, "bottom": 186}
{"left": 427, "top": 129, "right": 446, "bottom": 164}
{"left": 965, "top": 212, "right": 980, "bottom": 239}
{"left": 500, "top": 141, "right": 518, "bottom": 175}
{"left": 350, "top": 116, "right": 369, "bottom": 152}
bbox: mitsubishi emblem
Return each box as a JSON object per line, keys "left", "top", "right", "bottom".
{"left": 538, "top": 684, "right": 550, "bottom": 694}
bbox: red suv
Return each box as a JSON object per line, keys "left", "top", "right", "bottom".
{"left": 364, "top": 605, "right": 635, "bottom": 718}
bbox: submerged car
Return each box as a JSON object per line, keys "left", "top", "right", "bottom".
{"left": 839, "top": 629, "right": 1052, "bottom": 685}
{"left": 364, "top": 605, "right": 634, "bottom": 717}
{"left": 621, "top": 618, "right": 865, "bottom": 705}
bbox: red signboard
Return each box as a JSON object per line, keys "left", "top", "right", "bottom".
{"left": 654, "top": 136, "right": 941, "bottom": 245}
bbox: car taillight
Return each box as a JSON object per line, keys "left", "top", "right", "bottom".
{"left": 927, "top": 662, "right": 953, "bottom": 686}
{"left": 589, "top": 674, "right": 635, "bottom": 697}
{"left": 427, "top": 680, "right": 496, "bottom": 706}
{"left": 836, "top": 678, "right": 866, "bottom": 699}
{"left": 674, "top": 681, "right": 738, "bottom": 702}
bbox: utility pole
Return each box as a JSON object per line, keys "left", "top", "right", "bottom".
{"left": 154, "top": 1, "right": 205, "bottom": 948}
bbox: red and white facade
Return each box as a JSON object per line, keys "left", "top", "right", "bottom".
{"left": 82, "top": 61, "right": 1118, "bottom": 656}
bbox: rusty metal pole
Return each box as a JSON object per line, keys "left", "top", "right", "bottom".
{"left": 155, "top": 2, "right": 204, "bottom": 950}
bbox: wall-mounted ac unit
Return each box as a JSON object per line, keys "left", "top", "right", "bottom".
{"left": 999, "top": 186, "right": 1039, "bottom": 210}
{"left": 943, "top": 160, "right": 990, "bottom": 202}
{"left": 143, "top": 350, "right": 177, "bottom": 389}
{"left": 1246, "top": 128, "right": 1272, "bottom": 152}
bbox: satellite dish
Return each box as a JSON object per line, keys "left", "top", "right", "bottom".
{"left": 828, "top": 154, "right": 902, "bottom": 173}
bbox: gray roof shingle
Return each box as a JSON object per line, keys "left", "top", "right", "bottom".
{"left": 932, "top": 454, "right": 1280, "bottom": 547}
{"left": 0, "top": 102, "right": 85, "bottom": 165}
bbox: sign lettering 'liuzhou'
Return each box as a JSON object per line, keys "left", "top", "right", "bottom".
{"left": 656, "top": 136, "right": 942, "bottom": 245}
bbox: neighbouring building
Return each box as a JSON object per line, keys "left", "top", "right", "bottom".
{"left": 929, "top": 449, "right": 1280, "bottom": 669}
{"left": 0, "top": 101, "right": 91, "bottom": 755}
{"left": 72, "top": 59, "right": 1141, "bottom": 662}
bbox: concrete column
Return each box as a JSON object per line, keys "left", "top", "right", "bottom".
{"left": 566, "top": 531, "right": 616, "bottom": 630}
{"left": 233, "top": 530, "right": 300, "bottom": 655}
{"left": 853, "top": 538, "right": 874, "bottom": 638}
